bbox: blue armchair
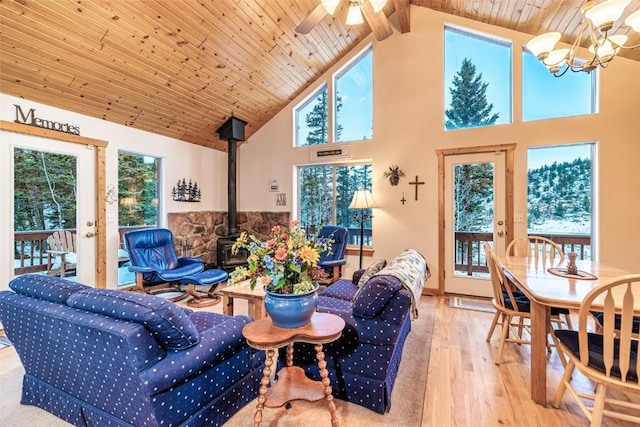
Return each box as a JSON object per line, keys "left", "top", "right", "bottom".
{"left": 124, "top": 228, "right": 227, "bottom": 307}
{"left": 317, "top": 225, "right": 349, "bottom": 284}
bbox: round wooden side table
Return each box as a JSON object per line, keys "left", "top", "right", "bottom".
{"left": 242, "top": 311, "right": 346, "bottom": 427}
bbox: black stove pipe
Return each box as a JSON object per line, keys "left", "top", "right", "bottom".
{"left": 216, "top": 116, "right": 247, "bottom": 237}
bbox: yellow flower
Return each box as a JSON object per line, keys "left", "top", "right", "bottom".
{"left": 298, "top": 245, "right": 319, "bottom": 265}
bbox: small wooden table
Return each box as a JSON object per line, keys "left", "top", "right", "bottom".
{"left": 242, "top": 312, "right": 346, "bottom": 427}
{"left": 219, "top": 280, "right": 266, "bottom": 320}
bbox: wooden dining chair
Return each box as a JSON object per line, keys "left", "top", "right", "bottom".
{"left": 506, "top": 235, "right": 565, "bottom": 263}
{"left": 484, "top": 243, "right": 565, "bottom": 365}
{"left": 506, "top": 235, "right": 573, "bottom": 331}
{"left": 552, "top": 274, "right": 640, "bottom": 427}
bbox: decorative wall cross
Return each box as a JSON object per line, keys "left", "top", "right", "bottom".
{"left": 408, "top": 175, "right": 425, "bottom": 200}
{"left": 400, "top": 193, "right": 407, "bottom": 205}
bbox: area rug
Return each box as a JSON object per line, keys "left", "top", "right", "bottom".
{"left": 0, "top": 296, "right": 435, "bottom": 427}
{"left": 449, "top": 296, "right": 495, "bottom": 313}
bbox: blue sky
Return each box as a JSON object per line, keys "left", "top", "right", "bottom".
{"left": 527, "top": 143, "right": 592, "bottom": 170}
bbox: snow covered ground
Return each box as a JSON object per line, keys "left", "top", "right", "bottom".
{"left": 528, "top": 218, "right": 591, "bottom": 235}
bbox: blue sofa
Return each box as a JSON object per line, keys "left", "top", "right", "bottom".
{"left": 284, "top": 249, "right": 428, "bottom": 414}
{"left": 0, "top": 274, "right": 264, "bottom": 427}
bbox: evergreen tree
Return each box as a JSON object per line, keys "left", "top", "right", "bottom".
{"left": 14, "top": 148, "right": 76, "bottom": 232}
{"left": 304, "top": 90, "right": 328, "bottom": 146}
{"left": 118, "top": 153, "right": 157, "bottom": 226}
{"left": 453, "top": 163, "right": 494, "bottom": 232}
{"left": 445, "top": 58, "right": 499, "bottom": 130}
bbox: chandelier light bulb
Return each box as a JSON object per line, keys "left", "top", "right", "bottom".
{"left": 346, "top": 4, "right": 364, "bottom": 25}
{"left": 584, "top": 0, "right": 631, "bottom": 32}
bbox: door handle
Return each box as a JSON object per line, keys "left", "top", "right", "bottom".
{"left": 86, "top": 232, "right": 96, "bottom": 238}
{"left": 497, "top": 231, "right": 504, "bottom": 237}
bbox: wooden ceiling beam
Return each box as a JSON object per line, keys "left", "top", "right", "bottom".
{"left": 393, "top": 0, "right": 411, "bottom": 34}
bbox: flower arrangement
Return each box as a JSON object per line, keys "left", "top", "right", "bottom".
{"left": 229, "top": 221, "right": 333, "bottom": 294}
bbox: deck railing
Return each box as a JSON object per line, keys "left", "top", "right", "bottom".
{"left": 14, "top": 228, "right": 591, "bottom": 277}
{"left": 454, "top": 231, "right": 592, "bottom": 276}
{"left": 13, "top": 226, "right": 153, "bottom": 276}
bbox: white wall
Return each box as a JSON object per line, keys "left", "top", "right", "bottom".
{"left": 0, "top": 94, "right": 228, "bottom": 289}
{"left": 239, "top": 7, "right": 640, "bottom": 288}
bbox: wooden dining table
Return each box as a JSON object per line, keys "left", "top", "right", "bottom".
{"left": 499, "top": 256, "right": 630, "bottom": 406}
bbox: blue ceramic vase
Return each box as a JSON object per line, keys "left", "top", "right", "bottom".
{"left": 264, "top": 283, "right": 319, "bottom": 328}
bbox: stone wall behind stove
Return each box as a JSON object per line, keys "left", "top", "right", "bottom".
{"left": 167, "top": 211, "right": 291, "bottom": 267}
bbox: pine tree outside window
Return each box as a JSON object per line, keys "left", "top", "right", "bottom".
{"left": 334, "top": 46, "right": 372, "bottom": 142}
{"left": 294, "top": 85, "right": 328, "bottom": 147}
{"left": 118, "top": 152, "right": 159, "bottom": 227}
{"left": 444, "top": 26, "right": 512, "bottom": 130}
{"left": 298, "top": 163, "right": 373, "bottom": 246}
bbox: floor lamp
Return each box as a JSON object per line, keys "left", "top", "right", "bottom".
{"left": 349, "top": 189, "right": 379, "bottom": 269}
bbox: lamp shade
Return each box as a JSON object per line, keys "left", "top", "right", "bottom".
{"left": 349, "top": 189, "right": 379, "bottom": 209}
{"left": 346, "top": 4, "right": 364, "bottom": 25}
{"left": 526, "top": 32, "right": 561, "bottom": 59}
{"left": 626, "top": 9, "right": 640, "bottom": 31}
{"left": 585, "top": 0, "right": 631, "bottom": 32}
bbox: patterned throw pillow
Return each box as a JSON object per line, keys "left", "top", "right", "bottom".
{"left": 357, "top": 259, "right": 387, "bottom": 288}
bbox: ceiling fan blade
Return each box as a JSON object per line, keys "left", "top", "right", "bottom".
{"left": 360, "top": 1, "right": 393, "bottom": 41}
{"left": 295, "top": 3, "right": 328, "bottom": 34}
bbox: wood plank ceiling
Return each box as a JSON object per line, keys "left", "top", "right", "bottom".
{"left": 1, "top": 0, "right": 639, "bottom": 152}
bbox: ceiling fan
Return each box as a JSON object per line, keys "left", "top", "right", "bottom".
{"left": 296, "top": 0, "right": 394, "bottom": 41}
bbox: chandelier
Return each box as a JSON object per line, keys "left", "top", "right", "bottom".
{"left": 320, "top": 0, "right": 387, "bottom": 25}
{"left": 526, "top": 0, "right": 640, "bottom": 76}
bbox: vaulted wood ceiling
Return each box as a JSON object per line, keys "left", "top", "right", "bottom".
{"left": 1, "top": 0, "right": 638, "bottom": 151}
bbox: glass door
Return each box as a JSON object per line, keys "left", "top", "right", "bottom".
{"left": 444, "top": 152, "right": 506, "bottom": 297}
{"left": 12, "top": 134, "right": 96, "bottom": 285}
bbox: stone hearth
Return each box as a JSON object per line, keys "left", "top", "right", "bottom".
{"left": 167, "top": 211, "right": 290, "bottom": 267}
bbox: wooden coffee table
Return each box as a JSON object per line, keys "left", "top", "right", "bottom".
{"left": 242, "top": 312, "right": 346, "bottom": 427}
{"left": 219, "top": 280, "right": 266, "bottom": 320}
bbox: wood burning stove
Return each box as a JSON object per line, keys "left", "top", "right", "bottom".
{"left": 216, "top": 237, "right": 249, "bottom": 272}
{"left": 215, "top": 116, "right": 249, "bottom": 272}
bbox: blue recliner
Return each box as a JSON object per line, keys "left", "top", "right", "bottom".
{"left": 124, "top": 228, "right": 227, "bottom": 307}
{"left": 317, "top": 225, "right": 349, "bottom": 284}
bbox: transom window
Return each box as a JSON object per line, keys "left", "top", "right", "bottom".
{"left": 334, "top": 46, "right": 373, "bottom": 142}
{"left": 294, "top": 46, "right": 373, "bottom": 146}
{"left": 444, "top": 26, "right": 512, "bottom": 130}
{"left": 522, "top": 51, "right": 597, "bottom": 121}
{"left": 294, "top": 85, "right": 328, "bottom": 147}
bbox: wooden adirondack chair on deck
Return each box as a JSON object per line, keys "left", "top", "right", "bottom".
{"left": 46, "top": 230, "right": 77, "bottom": 278}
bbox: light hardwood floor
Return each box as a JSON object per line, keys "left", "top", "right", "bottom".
{"left": 2, "top": 295, "right": 639, "bottom": 426}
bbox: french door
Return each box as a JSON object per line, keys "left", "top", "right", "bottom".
{"left": 11, "top": 134, "right": 97, "bottom": 285}
{"left": 444, "top": 152, "right": 507, "bottom": 297}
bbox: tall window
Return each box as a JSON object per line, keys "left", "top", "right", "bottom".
{"left": 444, "top": 26, "right": 512, "bottom": 130}
{"left": 527, "top": 144, "right": 594, "bottom": 259}
{"left": 294, "top": 85, "right": 328, "bottom": 147}
{"left": 298, "top": 164, "right": 373, "bottom": 245}
{"left": 522, "top": 51, "right": 596, "bottom": 121}
{"left": 334, "top": 46, "right": 373, "bottom": 142}
{"left": 118, "top": 151, "right": 160, "bottom": 287}
{"left": 118, "top": 152, "right": 159, "bottom": 227}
